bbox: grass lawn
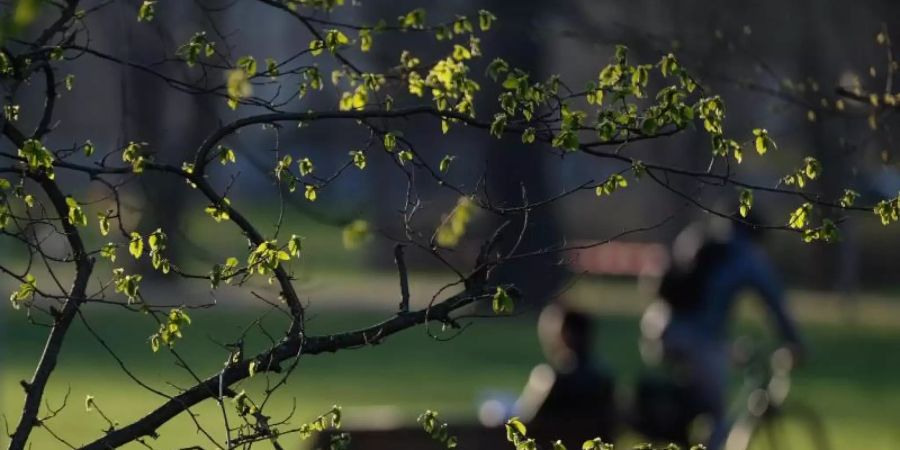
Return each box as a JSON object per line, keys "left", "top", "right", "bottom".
{"left": 2, "top": 277, "right": 900, "bottom": 449}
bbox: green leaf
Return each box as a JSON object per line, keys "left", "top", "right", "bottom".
{"left": 47, "top": 47, "right": 63, "bottom": 61}
{"left": 788, "top": 202, "right": 813, "bottom": 230}
{"left": 478, "top": 10, "right": 496, "bottom": 31}
{"left": 839, "top": 189, "right": 859, "bottom": 208}
{"left": 359, "top": 29, "right": 373, "bottom": 52}
{"left": 490, "top": 113, "right": 507, "bottom": 138}
{"left": 614, "top": 44, "right": 628, "bottom": 64}
{"left": 803, "top": 156, "right": 821, "bottom": 180}
{"left": 521, "top": 127, "right": 536, "bottom": 144}
{"left": 452, "top": 44, "right": 471, "bottom": 61}
{"left": 324, "top": 29, "right": 350, "bottom": 52}
{"left": 218, "top": 145, "right": 236, "bottom": 165}
{"left": 112, "top": 268, "right": 142, "bottom": 303}
{"left": 64, "top": 196, "right": 87, "bottom": 227}
{"left": 3, "top": 104, "right": 18, "bottom": 121}
{"left": 237, "top": 55, "right": 257, "bottom": 76}
{"left": 288, "top": 234, "right": 303, "bottom": 258}
{"left": 873, "top": 194, "right": 900, "bottom": 225}
{"left": 739, "top": 189, "right": 753, "bottom": 218}
{"left": 383, "top": 132, "right": 397, "bottom": 152}
{"left": 439, "top": 155, "right": 455, "bottom": 174}
{"left": 298, "top": 157, "right": 314, "bottom": 176}
{"left": 595, "top": 174, "right": 628, "bottom": 196}
{"left": 129, "top": 232, "right": 144, "bottom": 258}
{"left": 148, "top": 228, "right": 165, "bottom": 252}
{"left": 350, "top": 150, "right": 367, "bottom": 170}
{"left": 122, "top": 141, "right": 147, "bottom": 173}
{"left": 137, "top": 0, "right": 155, "bottom": 22}
{"left": 97, "top": 212, "right": 110, "bottom": 236}
{"left": 398, "top": 150, "right": 414, "bottom": 165}
{"left": 309, "top": 39, "right": 325, "bottom": 56}
{"left": 100, "top": 243, "right": 116, "bottom": 262}
{"left": 486, "top": 58, "right": 509, "bottom": 82}
{"left": 304, "top": 185, "right": 317, "bottom": 201}
{"left": 18, "top": 139, "right": 55, "bottom": 178}
{"left": 204, "top": 198, "right": 231, "bottom": 222}
{"left": 400, "top": 8, "right": 426, "bottom": 30}
{"left": 151, "top": 308, "right": 191, "bottom": 351}
{"left": 598, "top": 64, "right": 623, "bottom": 87}
{"left": 659, "top": 53, "right": 678, "bottom": 77}
{"left": 263, "top": 58, "right": 279, "bottom": 78}
{"left": 492, "top": 286, "right": 514, "bottom": 314}
{"left": 9, "top": 273, "right": 37, "bottom": 309}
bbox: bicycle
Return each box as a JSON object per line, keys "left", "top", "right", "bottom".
{"left": 723, "top": 340, "right": 832, "bottom": 450}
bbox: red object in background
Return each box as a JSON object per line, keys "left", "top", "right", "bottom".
{"left": 569, "top": 241, "right": 668, "bottom": 277}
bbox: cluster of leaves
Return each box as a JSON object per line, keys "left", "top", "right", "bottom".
{"left": 418, "top": 410, "right": 458, "bottom": 449}
{"left": 111, "top": 268, "right": 142, "bottom": 303}
{"left": 502, "top": 416, "right": 701, "bottom": 450}
{"left": 874, "top": 193, "right": 900, "bottom": 225}
{"left": 9, "top": 274, "right": 37, "bottom": 310}
{"left": 247, "top": 239, "right": 299, "bottom": 279}
{"left": 149, "top": 308, "right": 192, "bottom": 352}
{"left": 781, "top": 157, "right": 821, "bottom": 188}
{"left": 18, "top": 139, "right": 55, "bottom": 178}
{"left": 298, "top": 406, "right": 343, "bottom": 439}
{"left": 273, "top": 154, "right": 318, "bottom": 198}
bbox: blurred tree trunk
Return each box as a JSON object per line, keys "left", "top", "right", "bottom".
{"left": 482, "top": 0, "right": 566, "bottom": 309}
{"left": 116, "top": 2, "right": 220, "bottom": 278}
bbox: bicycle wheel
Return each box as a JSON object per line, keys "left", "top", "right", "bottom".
{"left": 742, "top": 403, "right": 831, "bottom": 450}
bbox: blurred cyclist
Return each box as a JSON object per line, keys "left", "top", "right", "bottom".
{"left": 639, "top": 215, "right": 804, "bottom": 450}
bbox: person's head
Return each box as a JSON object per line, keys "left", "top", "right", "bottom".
{"left": 538, "top": 303, "right": 594, "bottom": 371}
{"left": 705, "top": 209, "right": 768, "bottom": 245}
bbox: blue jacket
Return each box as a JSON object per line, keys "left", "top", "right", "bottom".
{"left": 665, "top": 234, "right": 800, "bottom": 343}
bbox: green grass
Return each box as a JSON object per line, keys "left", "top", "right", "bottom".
{"left": 3, "top": 282, "right": 900, "bottom": 449}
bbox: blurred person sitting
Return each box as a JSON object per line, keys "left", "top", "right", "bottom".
{"left": 638, "top": 214, "right": 804, "bottom": 450}
{"left": 514, "top": 303, "right": 617, "bottom": 445}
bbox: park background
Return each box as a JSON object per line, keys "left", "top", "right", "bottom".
{"left": 2, "top": 0, "right": 900, "bottom": 449}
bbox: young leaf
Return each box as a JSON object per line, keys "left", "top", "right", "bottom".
{"left": 492, "top": 286, "right": 514, "bottom": 314}
{"left": 129, "top": 232, "right": 144, "bottom": 258}
{"left": 298, "top": 157, "right": 314, "bottom": 176}
{"left": 137, "top": 1, "right": 155, "bottom": 22}
{"left": 97, "top": 212, "right": 110, "bottom": 236}
{"left": 753, "top": 128, "right": 775, "bottom": 155}
{"left": 478, "top": 10, "right": 496, "bottom": 31}
{"left": 304, "top": 185, "right": 317, "bottom": 201}
{"left": 439, "top": 155, "right": 455, "bottom": 174}
{"left": 349, "top": 150, "right": 367, "bottom": 170}
{"left": 383, "top": 132, "right": 397, "bottom": 152}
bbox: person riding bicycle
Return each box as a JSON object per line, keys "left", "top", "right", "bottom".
{"left": 639, "top": 215, "right": 804, "bottom": 450}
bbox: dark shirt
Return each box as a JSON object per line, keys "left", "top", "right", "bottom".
{"left": 530, "top": 363, "right": 616, "bottom": 443}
